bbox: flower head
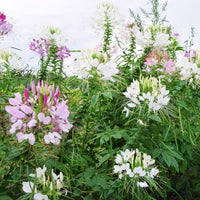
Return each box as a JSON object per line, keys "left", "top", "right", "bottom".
{"left": 5, "top": 81, "right": 72, "bottom": 146}
{"left": 114, "top": 149, "right": 159, "bottom": 188}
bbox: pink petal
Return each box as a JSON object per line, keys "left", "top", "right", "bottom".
{"left": 27, "top": 119, "right": 37, "bottom": 128}
{"left": 38, "top": 112, "right": 51, "bottom": 124}
{"left": 55, "top": 102, "right": 69, "bottom": 119}
{"left": 43, "top": 116, "right": 51, "bottom": 125}
{"left": 16, "top": 132, "right": 26, "bottom": 143}
{"left": 9, "top": 93, "right": 22, "bottom": 106}
{"left": 53, "top": 132, "right": 62, "bottom": 139}
{"left": 44, "top": 134, "right": 50, "bottom": 144}
{"left": 10, "top": 120, "right": 23, "bottom": 133}
{"left": 20, "top": 104, "right": 33, "bottom": 114}
{"left": 28, "top": 133, "right": 35, "bottom": 145}
{"left": 38, "top": 113, "right": 45, "bottom": 122}
{"left": 5, "top": 106, "right": 25, "bottom": 118}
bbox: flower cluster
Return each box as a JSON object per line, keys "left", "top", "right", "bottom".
{"left": 118, "top": 22, "right": 139, "bottom": 48}
{"left": 30, "top": 38, "right": 51, "bottom": 58}
{"left": 0, "top": 11, "right": 13, "bottom": 35}
{"left": 56, "top": 46, "right": 71, "bottom": 60}
{"left": 114, "top": 149, "right": 159, "bottom": 188}
{"left": 5, "top": 81, "right": 73, "bottom": 145}
{"left": 64, "top": 48, "right": 119, "bottom": 81}
{"left": 22, "top": 165, "right": 67, "bottom": 200}
{"left": 30, "top": 38, "right": 70, "bottom": 60}
{"left": 175, "top": 52, "right": 200, "bottom": 82}
{"left": 0, "top": 50, "right": 27, "bottom": 71}
{"left": 144, "top": 49, "right": 176, "bottom": 75}
{"left": 41, "top": 26, "right": 68, "bottom": 47}
{"left": 123, "top": 76, "right": 170, "bottom": 115}
{"left": 136, "top": 25, "right": 172, "bottom": 49}
{"left": 91, "top": 1, "right": 123, "bottom": 35}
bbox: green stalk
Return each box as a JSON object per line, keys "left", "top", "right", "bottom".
{"left": 178, "top": 106, "right": 184, "bottom": 134}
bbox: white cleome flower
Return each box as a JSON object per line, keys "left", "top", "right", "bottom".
{"left": 136, "top": 31, "right": 153, "bottom": 48}
{"left": 154, "top": 33, "right": 170, "bottom": 48}
{"left": 115, "top": 154, "right": 123, "bottom": 164}
{"left": 149, "top": 168, "right": 159, "bottom": 178}
{"left": 34, "top": 193, "right": 49, "bottom": 200}
{"left": 41, "top": 26, "right": 68, "bottom": 46}
{"left": 114, "top": 165, "right": 122, "bottom": 173}
{"left": 0, "top": 50, "right": 28, "bottom": 71}
{"left": 175, "top": 56, "right": 200, "bottom": 81}
{"left": 22, "top": 181, "right": 36, "bottom": 193}
{"left": 137, "top": 181, "right": 148, "bottom": 188}
{"left": 114, "top": 149, "right": 159, "bottom": 187}
{"left": 121, "top": 149, "right": 135, "bottom": 162}
{"left": 33, "top": 165, "right": 47, "bottom": 179}
{"left": 98, "top": 60, "right": 119, "bottom": 82}
{"left": 133, "top": 167, "right": 146, "bottom": 177}
{"left": 91, "top": 1, "right": 124, "bottom": 35}
{"left": 123, "top": 80, "right": 140, "bottom": 100}
{"left": 143, "top": 154, "right": 155, "bottom": 168}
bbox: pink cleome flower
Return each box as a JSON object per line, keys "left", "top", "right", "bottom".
{"left": 0, "top": 11, "right": 13, "bottom": 35}
{"left": 5, "top": 81, "right": 73, "bottom": 146}
{"left": 144, "top": 49, "right": 176, "bottom": 75}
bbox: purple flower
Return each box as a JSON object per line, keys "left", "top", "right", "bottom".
{"left": 56, "top": 46, "right": 70, "bottom": 60}
{"left": 0, "top": 12, "right": 13, "bottom": 35}
{"left": 16, "top": 132, "right": 35, "bottom": 145}
{"left": 29, "top": 38, "right": 50, "bottom": 57}
{"left": 163, "top": 59, "right": 176, "bottom": 74}
{"left": 184, "top": 50, "right": 196, "bottom": 58}
{"left": 0, "top": 22, "right": 13, "bottom": 35}
{"left": 0, "top": 12, "right": 6, "bottom": 23}
{"left": 44, "top": 132, "right": 62, "bottom": 145}
{"left": 5, "top": 81, "right": 73, "bottom": 146}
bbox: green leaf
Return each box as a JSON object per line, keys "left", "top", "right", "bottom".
{"left": 162, "top": 151, "right": 179, "bottom": 172}
{"left": 100, "top": 135, "right": 109, "bottom": 145}
{"left": 0, "top": 196, "right": 13, "bottom": 200}
{"left": 112, "top": 132, "right": 122, "bottom": 139}
{"left": 98, "top": 154, "right": 110, "bottom": 167}
{"left": 149, "top": 115, "right": 162, "bottom": 123}
{"left": 152, "top": 148, "right": 161, "bottom": 158}
{"left": 102, "top": 91, "right": 113, "bottom": 99}
{"left": 91, "top": 94, "right": 99, "bottom": 107}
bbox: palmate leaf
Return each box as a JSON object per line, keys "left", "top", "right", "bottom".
{"left": 162, "top": 151, "right": 179, "bottom": 172}
{"left": 161, "top": 143, "right": 184, "bottom": 172}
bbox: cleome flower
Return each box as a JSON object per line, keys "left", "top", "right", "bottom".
{"left": 30, "top": 37, "right": 70, "bottom": 60}
{"left": 5, "top": 81, "right": 73, "bottom": 145}
{"left": 0, "top": 50, "right": 28, "bottom": 72}
{"left": 136, "top": 25, "right": 172, "bottom": 49}
{"left": 113, "top": 148, "right": 159, "bottom": 188}
{"left": 63, "top": 48, "right": 119, "bottom": 81}
{"left": 143, "top": 49, "right": 176, "bottom": 75}
{"left": 91, "top": 1, "right": 124, "bottom": 35}
{"left": 123, "top": 76, "right": 170, "bottom": 115}
{"left": 0, "top": 11, "right": 13, "bottom": 35}
{"left": 175, "top": 51, "right": 200, "bottom": 82}
{"left": 22, "top": 165, "right": 67, "bottom": 199}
